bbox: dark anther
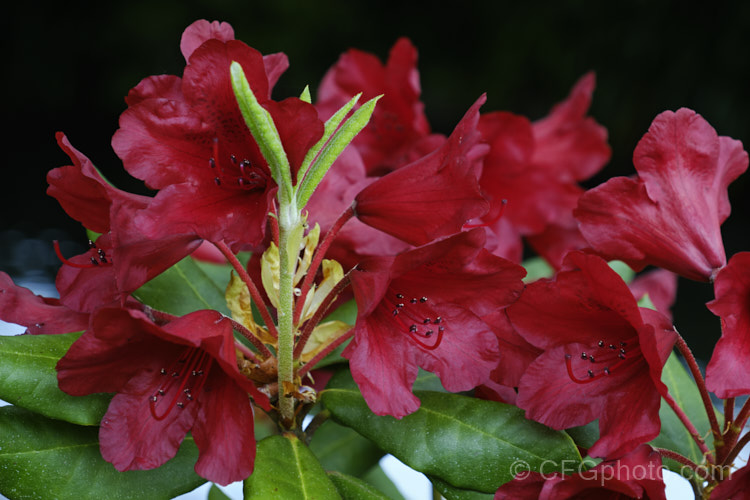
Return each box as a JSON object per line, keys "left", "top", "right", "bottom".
{"left": 172, "top": 372, "right": 179, "bottom": 377}
{"left": 158, "top": 389, "right": 165, "bottom": 395}
{"left": 425, "top": 330, "right": 434, "bottom": 336}
{"left": 598, "top": 340, "right": 605, "bottom": 347}
{"left": 581, "top": 352, "right": 588, "bottom": 360}
{"left": 409, "top": 325, "right": 418, "bottom": 332}
{"left": 589, "top": 356, "right": 595, "bottom": 363}
{"left": 604, "top": 367, "right": 611, "bottom": 375}
{"left": 176, "top": 402, "right": 184, "bottom": 409}
{"left": 88, "top": 240, "right": 96, "bottom": 249}
{"left": 90, "top": 257, "right": 99, "bottom": 266}
{"left": 609, "top": 344, "right": 616, "bottom": 349}
{"left": 420, "top": 297, "right": 428, "bottom": 303}
{"left": 618, "top": 353, "right": 626, "bottom": 360}
{"left": 209, "top": 158, "right": 216, "bottom": 168}
{"left": 588, "top": 370, "right": 594, "bottom": 378}
{"left": 230, "top": 154, "right": 237, "bottom": 164}
{"left": 160, "top": 368, "right": 167, "bottom": 375}
{"left": 620, "top": 348, "right": 626, "bottom": 354}
{"left": 392, "top": 309, "right": 399, "bottom": 316}
{"left": 620, "top": 341, "right": 627, "bottom": 346}
{"left": 151, "top": 396, "right": 158, "bottom": 402}
{"left": 396, "top": 303, "right": 404, "bottom": 308}
{"left": 214, "top": 177, "right": 221, "bottom": 186}
{"left": 410, "top": 298, "right": 418, "bottom": 304}
{"left": 423, "top": 318, "right": 431, "bottom": 324}
{"left": 438, "top": 326, "right": 445, "bottom": 332}
{"left": 396, "top": 293, "right": 404, "bottom": 299}
{"left": 435, "top": 317, "right": 442, "bottom": 323}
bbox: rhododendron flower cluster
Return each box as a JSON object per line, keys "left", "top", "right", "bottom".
{"left": 1, "top": 18, "right": 749, "bottom": 500}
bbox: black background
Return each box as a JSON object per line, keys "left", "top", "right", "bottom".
{"left": 3, "top": 1, "right": 749, "bottom": 360}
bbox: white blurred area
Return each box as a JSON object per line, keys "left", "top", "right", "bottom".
{"left": 0, "top": 279, "right": 738, "bottom": 500}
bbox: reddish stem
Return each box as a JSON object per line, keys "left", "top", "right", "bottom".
{"left": 721, "top": 429, "right": 750, "bottom": 469}
{"left": 214, "top": 240, "right": 279, "bottom": 339}
{"left": 674, "top": 333, "right": 721, "bottom": 453}
{"left": 661, "top": 388, "right": 715, "bottom": 464}
{"left": 297, "top": 327, "right": 354, "bottom": 378}
{"left": 735, "top": 398, "right": 750, "bottom": 431}
{"left": 293, "top": 273, "right": 352, "bottom": 359}
{"left": 234, "top": 339, "right": 263, "bottom": 365}
{"left": 653, "top": 447, "right": 711, "bottom": 481}
{"left": 226, "top": 316, "right": 274, "bottom": 359}
{"left": 293, "top": 204, "right": 355, "bottom": 325}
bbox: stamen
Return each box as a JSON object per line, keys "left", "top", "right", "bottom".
{"left": 564, "top": 337, "right": 641, "bottom": 384}
{"left": 149, "top": 348, "right": 212, "bottom": 420}
{"left": 384, "top": 291, "right": 444, "bottom": 350}
{"left": 54, "top": 240, "right": 112, "bottom": 269}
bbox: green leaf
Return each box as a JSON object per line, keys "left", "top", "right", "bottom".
{"left": 230, "top": 61, "right": 293, "bottom": 203}
{"left": 431, "top": 477, "right": 494, "bottom": 500}
{"left": 321, "top": 370, "right": 581, "bottom": 493}
{"left": 309, "top": 419, "right": 383, "bottom": 476}
{"left": 327, "top": 471, "right": 391, "bottom": 500}
{"left": 651, "top": 352, "right": 716, "bottom": 474}
{"left": 565, "top": 420, "right": 600, "bottom": 451}
{"left": 608, "top": 260, "right": 635, "bottom": 283}
{"left": 296, "top": 95, "right": 381, "bottom": 209}
{"left": 0, "top": 406, "right": 204, "bottom": 500}
{"left": 208, "top": 484, "right": 232, "bottom": 500}
{"left": 193, "top": 259, "right": 234, "bottom": 292}
{"left": 244, "top": 434, "right": 341, "bottom": 499}
{"left": 134, "top": 256, "right": 230, "bottom": 316}
{"left": 0, "top": 332, "right": 110, "bottom": 426}
{"left": 360, "top": 465, "right": 405, "bottom": 500}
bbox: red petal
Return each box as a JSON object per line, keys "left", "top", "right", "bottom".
{"left": 0, "top": 271, "right": 88, "bottom": 335}
{"left": 192, "top": 371, "right": 257, "bottom": 485}
{"left": 180, "top": 20, "right": 235, "bottom": 62}
{"left": 355, "top": 96, "right": 489, "bottom": 246}
{"left": 706, "top": 252, "right": 750, "bottom": 398}
{"left": 99, "top": 367, "right": 198, "bottom": 471}
{"left": 576, "top": 108, "right": 748, "bottom": 281}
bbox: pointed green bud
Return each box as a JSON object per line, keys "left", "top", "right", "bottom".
{"left": 296, "top": 94, "right": 381, "bottom": 209}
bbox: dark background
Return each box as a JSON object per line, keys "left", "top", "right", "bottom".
{"left": 2, "top": 1, "right": 749, "bottom": 360}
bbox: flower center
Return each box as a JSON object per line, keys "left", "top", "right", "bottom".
{"left": 386, "top": 291, "right": 445, "bottom": 350}
{"left": 53, "top": 239, "right": 113, "bottom": 269}
{"left": 149, "top": 347, "right": 213, "bottom": 420}
{"left": 564, "top": 337, "right": 640, "bottom": 384}
{"left": 209, "top": 137, "right": 269, "bottom": 191}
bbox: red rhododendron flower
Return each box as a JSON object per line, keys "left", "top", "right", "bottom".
{"left": 575, "top": 108, "right": 748, "bottom": 282}
{"left": 112, "top": 20, "right": 324, "bottom": 251}
{"left": 354, "top": 96, "right": 490, "bottom": 246}
{"left": 495, "top": 444, "right": 667, "bottom": 500}
{"left": 705, "top": 251, "right": 750, "bottom": 398}
{"left": 508, "top": 251, "right": 676, "bottom": 458}
{"left": 477, "top": 73, "right": 610, "bottom": 264}
{"left": 344, "top": 228, "right": 526, "bottom": 417}
{"left": 316, "top": 37, "right": 444, "bottom": 175}
{"left": 56, "top": 306, "right": 270, "bottom": 485}
{"left": 48, "top": 133, "right": 202, "bottom": 312}
{"left": 0, "top": 272, "right": 88, "bottom": 335}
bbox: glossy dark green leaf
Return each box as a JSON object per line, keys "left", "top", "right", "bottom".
{"left": 360, "top": 465, "right": 405, "bottom": 500}
{"left": 327, "top": 471, "right": 391, "bottom": 500}
{"left": 651, "top": 352, "right": 716, "bottom": 474}
{"left": 309, "top": 419, "right": 383, "bottom": 476}
{"left": 0, "top": 406, "right": 204, "bottom": 500}
{"left": 244, "top": 434, "right": 341, "bottom": 499}
{"left": 431, "top": 477, "right": 494, "bottom": 500}
{"left": 565, "top": 420, "right": 600, "bottom": 451}
{"left": 0, "top": 332, "right": 110, "bottom": 425}
{"left": 321, "top": 370, "right": 581, "bottom": 493}
{"left": 134, "top": 256, "right": 230, "bottom": 316}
